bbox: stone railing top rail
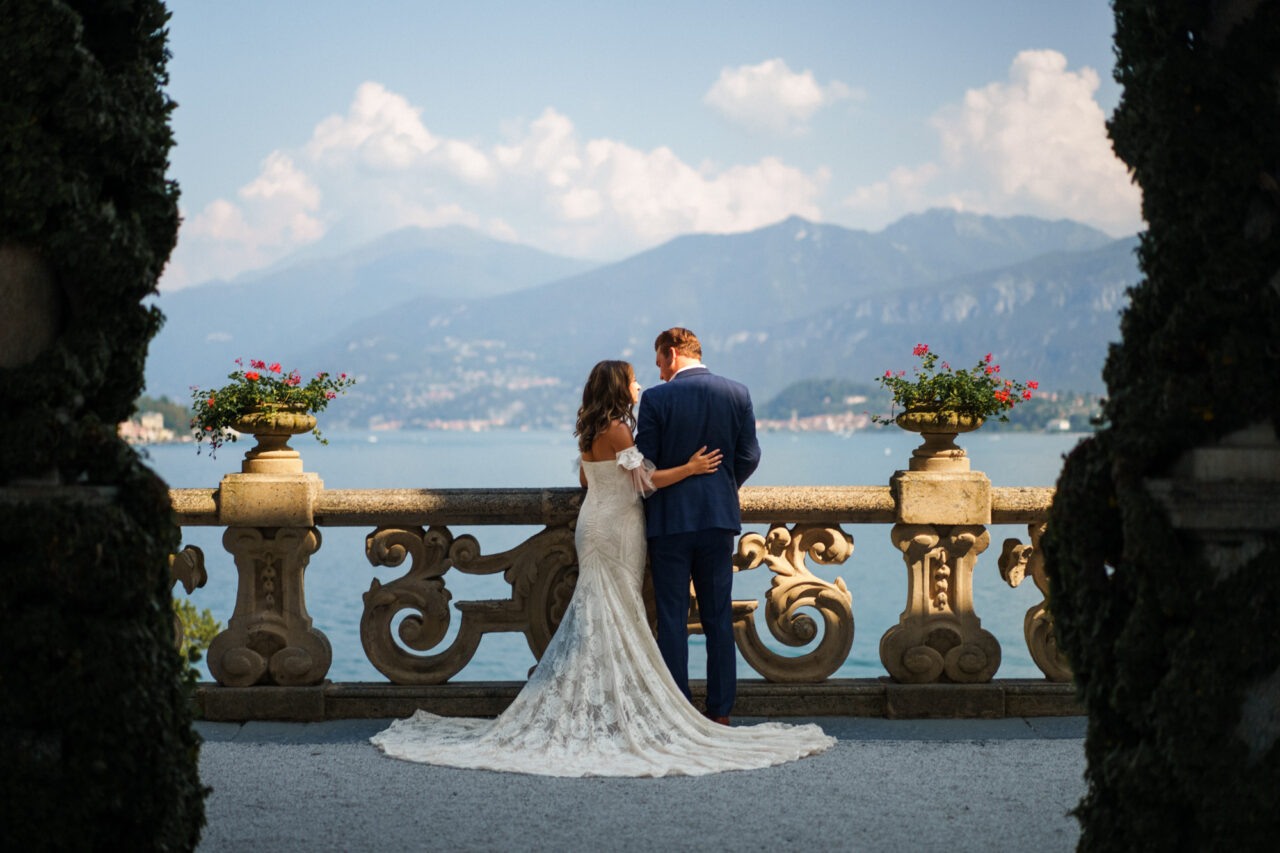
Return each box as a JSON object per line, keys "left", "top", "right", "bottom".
{"left": 169, "top": 485, "right": 1054, "bottom": 527}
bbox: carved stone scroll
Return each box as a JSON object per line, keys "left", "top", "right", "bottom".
{"left": 880, "top": 524, "right": 1000, "bottom": 683}
{"left": 168, "top": 545, "right": 207, "bottom": 650}
{"left": 207, "top": 527, "right": 331, "bottom": 687}
{"left": 998, "top": 522, "right": 1072, "bottom": 682}
{"left": 460, "top": 523, "right": 578, "bottom": 660}
{"left": 361, "top": 525, "right": 577, "bottom": 684}
{"left": 731, "top": 524, "right": 855, "bottom": 682}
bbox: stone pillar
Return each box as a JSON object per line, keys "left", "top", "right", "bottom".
{"left": 206, "top": 442, "right": 331, "bottom": 686}
{"left": 880, "top": 443, "right": 1001, "bottom": 682}
{"left": 0, "top": 246, "right": 61, "bottom": 373}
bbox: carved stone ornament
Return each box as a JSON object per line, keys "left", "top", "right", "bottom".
{"left": 999, "top": 522, "right": 1072, "bottom": 682}
{"left": 731, "top": 524, "right": 855, "bottom": 682}
{"left": 168, "top": 545, "right": 207, "bottom": 650}
{"left": 361, "top": 524, "right": 577, "bottom": 684}
{"left": 207, "top": 527, "right": 331, "bottom": 686}
{"left": 880, "top": 523, "right": 1000, "bottom": 683}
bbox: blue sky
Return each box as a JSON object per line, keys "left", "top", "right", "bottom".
{"left": 162, "top": 0, "right": 1138, "bottom": 290}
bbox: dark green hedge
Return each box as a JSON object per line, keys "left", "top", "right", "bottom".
{"left": 1, "top": 1, "right": 206, "bottom": 848}
{"left": 1044, "top": 1, "right": 1280, "bottom": 849}
{"left": 0, "top": 467, "right": 205, "bottom": 850}
{"left": 0, "top": 0, "right": 177, "bottom": 481}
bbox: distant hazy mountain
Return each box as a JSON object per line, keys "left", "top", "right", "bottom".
{"left": 145, "top": 226, "right": 597, "bottom": 398}
{"left": 715, "top": 236, "right": 1140, "bottom": 400}
{"left": 271, "top": 211, "right": 1134, "bottom": 428}
{"left": 876, "top": 209, "right": 1114, "bottom": 277}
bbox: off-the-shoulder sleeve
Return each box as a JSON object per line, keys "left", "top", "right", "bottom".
{"left": 615, "top": 446, "right": 657, "bottom": 497}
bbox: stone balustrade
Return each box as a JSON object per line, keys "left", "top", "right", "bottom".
{"left": 167, "top": 434, "right": 1067, "bottom": 696}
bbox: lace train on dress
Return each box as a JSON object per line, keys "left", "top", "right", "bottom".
{"left": 370, "top": 450, "right": 835, "bottom": 776}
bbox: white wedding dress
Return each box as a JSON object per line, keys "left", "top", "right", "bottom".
{"left": 370, "top": 448, "right": 835, "bottom": 776}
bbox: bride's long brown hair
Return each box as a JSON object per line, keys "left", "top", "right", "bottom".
{"left": 575, "top": 360, "right": 636, "bottom": 453}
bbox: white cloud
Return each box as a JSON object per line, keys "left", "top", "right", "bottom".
{"left": 843, "top": 163, "right": 944, "bottom": 216}
{"left": 494, "top": 108, "right": 583, "bottom": 186}
{"left": 185, "top": 198, "right": 253, "bottom": 243}
{"left": 440, "top": 140, "right": 495, "bottom": 184}
{"left": 164, "top": 87, "right": 826, "bottom": 288}
{"left": 843, "top": 50, "right": 1142, "bottom": 236}
{"left": 306, "top": 81, "right": 437, "bottom": 169}
{"left": 580, "top": 141, "right": 817, "bottom": 239}
{"left": 932, "top": 50, "right": 1141, "bottom": 233}
{"left": 498, "top": 117, "right": 823, "bottom": 255}
{"left": 174, "top": 152, "right": 324, "bottom": 284}
{"left": 704, "top": 58, "right": 859, "bottom": 135}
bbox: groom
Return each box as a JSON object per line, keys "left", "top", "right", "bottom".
{"left": 635, "top": 327, "right": 761, "bottom": 724}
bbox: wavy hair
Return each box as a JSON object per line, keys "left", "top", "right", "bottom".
{"left": 574, "top": 360, "right": 636, "bottom": 453}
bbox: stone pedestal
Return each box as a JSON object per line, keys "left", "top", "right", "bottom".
{"left": 880, "top": 467, "right": 1000, "bottom": 683}
{"left": 1146, "top": 423, "right": 1280, "bottom": 543}
{"left": 207, "top": 454, "right": 331, "bottom": 686}
{"left": 1145, "top": 423, "right": 1280, "bottom": 763}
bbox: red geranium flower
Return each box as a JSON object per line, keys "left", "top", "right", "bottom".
{"left": 245, "top": 371, "right": 260, "bottom": 381}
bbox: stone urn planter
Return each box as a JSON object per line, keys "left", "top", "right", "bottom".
{"left": 895, "top": 409, "right": 984, "bottom": 472}
{"left": 231, "top": 406, "right": 316, "bottom": 474}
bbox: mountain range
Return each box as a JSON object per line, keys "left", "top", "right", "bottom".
{"left": 145, "top": 209, "right": 1139, "bottom": 428}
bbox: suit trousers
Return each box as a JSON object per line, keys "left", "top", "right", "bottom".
{"left": 648, "top": 529, "right": 737, "bottom": 718}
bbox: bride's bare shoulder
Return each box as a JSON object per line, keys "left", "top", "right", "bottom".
{"left": 603, "top": 420, "right": 635, "bottom": 452}
{"left": 586, "top": 420, "right": 634, "bottom": 460}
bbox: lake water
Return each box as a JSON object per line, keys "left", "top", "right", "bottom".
{"left": 144, "top": 428, "right": 1085, "bottom": 682}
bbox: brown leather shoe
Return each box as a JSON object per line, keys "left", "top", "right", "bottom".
{"left": 710, "top": 716, "right": 730, "bottom": 726}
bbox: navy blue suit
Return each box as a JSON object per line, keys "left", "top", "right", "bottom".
{"left": 635, "top": 366, "right": 760, "bottom": 717}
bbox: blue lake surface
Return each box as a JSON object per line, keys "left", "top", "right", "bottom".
{"left": 144, "top": 428, "right": 1086, "bottom": 683}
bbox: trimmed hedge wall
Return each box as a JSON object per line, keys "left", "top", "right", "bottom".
{"left": 1044, "top": 1, "right": 1280, "bottom": 849}
{"left": 0, "top": 1, "right": 207, "bottom": 849}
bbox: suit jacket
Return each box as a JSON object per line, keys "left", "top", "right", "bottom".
{"left": 635, "top": 366, "right": 761, "bottom": 538}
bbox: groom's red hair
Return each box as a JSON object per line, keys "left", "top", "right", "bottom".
{"left": 654, "top": 327, "right": 701, "bottom": 359}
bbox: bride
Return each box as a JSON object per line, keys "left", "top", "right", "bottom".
{"left": 371, "top": 360, "right": 834, "bottom": 776}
